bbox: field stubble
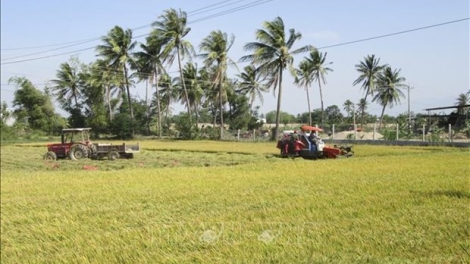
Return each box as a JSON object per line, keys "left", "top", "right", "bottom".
{"left": 1, "top": 141, "right": 469, "bottom": 263}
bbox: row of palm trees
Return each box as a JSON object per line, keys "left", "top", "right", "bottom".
{"left": 50, "top": 8, "right": 407, "bottom": 139}
{"left": 352, "top": 54, "right": 407, "bottom": 129}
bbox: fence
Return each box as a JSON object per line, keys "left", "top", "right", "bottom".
{"left": 219, "top": 123, "right": 469, "bottom": 144}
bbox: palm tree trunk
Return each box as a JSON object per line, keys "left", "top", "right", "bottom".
{"left": 177, "top": 47, "right": 191, "bottom": 119}
{"left": 154, "top": 67, "right": 162, "bottom": 138}
{"left": 194, "top": 102, "right": 199, "bottom": 131}
{"left": 123, "top": 65, "right": 134, "bottom": 136}
{"left": 274, "top": 67, "right": 283, "bottom": 141}
{"left": 378, "top": 104, "right": 386, "bottom": 130}
{"left": 212, "top": 102, "right": 217, "bottom": 128}
{"left": 219, "top": 78, "right": 224, "bottom": 140}
{"left": 145, "top": 79, "right": 151, "bottom": 135}
{"left": 318, "top": 80, "right": 324, "bottom": 128}
{"left": 106, "top": 85, "right": 113, "bottom": 121}
{"left": 306, "top": 86, "right": 312, "bottom": 126}
{"left": 361, "top": 93, "right": 369, "bottom": 128}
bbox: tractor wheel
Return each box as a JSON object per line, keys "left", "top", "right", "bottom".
{"left": 108, "top": 150, "right": 120, "bottom": 161}
{"left": 43, "top": 151, "right": 57, "bottom": 161}
{"left": 69, "top": 144, "right": 88, "bottom": 160}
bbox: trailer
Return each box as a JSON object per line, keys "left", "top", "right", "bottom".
{"left": 92, "top": 142, "right": 140, "bottom": 160}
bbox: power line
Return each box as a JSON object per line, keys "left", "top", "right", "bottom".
{"left": 0, "top": 0, "right": 272, "bottom": 64}
{"left": 317, "top": 17, "right": 469, "bottom": 50}
{"left": 189, "top": 0, "right": 249, "bottom": 16}
{"left": 2, "top": 15, "right": 466, "bottom": 67}
{"left": 1, "top": 0, "right": 244, "bottom": 54}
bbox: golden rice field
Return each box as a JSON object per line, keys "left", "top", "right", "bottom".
{"left": 1, "top": 141, "right": 469, "bottom": 263}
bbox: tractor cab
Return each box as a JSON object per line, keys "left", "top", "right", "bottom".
{"left": 61, "top": 128, "right": 91, "bottom": 144}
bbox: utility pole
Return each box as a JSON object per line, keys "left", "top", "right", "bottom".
{"left": 405, "top": 84, "right": 414, "bottom": 135}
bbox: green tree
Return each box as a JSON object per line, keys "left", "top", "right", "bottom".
{"left": 265, "top": 110, "right": 296, "bottom": 126}
{"left": 87, "top": 59, "right": 122, "bottom": 122}
{"left": 152, "top": 9, "right": 195, "bottom": 120}
{"left": 96, "top": 26, "right": 136, "bottom": 135}
{"left": 199, "top": 30, "right": 236, "bottom": 139}
{"left": 373, "top": 66, "right": 406, "bottom": 129}
{"left": 356, "top": 99, "right": 368, "bottom": 126}
{"left": 324, "top": 105, "right": 343, "bottom": 126}
{"left": 240, "top": 16, "right": 312, "bottom": 140}
{"left": 226, "top": 91, "right": 252, "bottom": 130}
{"left": 50, "top": 59, "right": 82, "bottom": 110}
{"left": 132, "top": 33, "right": 168, "bottom": 137}
{"left": 81, "top": 62, "right": 109, "bottom": 136}
{"left": 307, "top": 50, "right": 333, "bottom": 128}
{"left": 343, "top": 99, "right": 354, "bottom": 122}
{"left": 177, "top": 62, "right": 204, "bottom": 129}
{"left": 158, "top": 73, "right": 179, "bottom": 124}
{"left": 236, "top": 65, "right": 268, "bottom": 106}
{"left": 353, "top": 54, "right": 387, "bottom": 127}
{"left": 199, "top": 66, "right": 220, "bottom": 128}
{"left": 455, "top": 92, "right": 470, "bottom": 114}
{"left": 1, "top": 101, "right": 11, "bottom": 125}
{"left": 9, "top": 77, "right": 60, "bottom": 133}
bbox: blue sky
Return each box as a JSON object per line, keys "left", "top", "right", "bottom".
{"left": 1, "top": 0, "right": 469, "bottom": 118}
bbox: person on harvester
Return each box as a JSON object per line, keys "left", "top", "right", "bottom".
{"left": 291, "top": 130, "right": 305, "bottom": 155}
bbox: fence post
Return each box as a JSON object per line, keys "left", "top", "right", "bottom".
{"left": 332, "top": 124, "right": 335, "bottom": 140}
{"left": 253, "top": 129, "right": 256, "bottom": 141}
{"left": 237, "top": 129, "right": 240, "bottom": 141}
{"left": 373, "top": 123, "right": 376, "bottom": 140}
{"left": 422, "top": 124, "right": 425, "bottom": 141}
{"left": 396, "top": 123, "right": 399, "bottom": 141}
{"left": 448, "top": 124, "right": 452, "bottom": 142}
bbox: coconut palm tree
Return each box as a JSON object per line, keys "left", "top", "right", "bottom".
{"left": 96, "top": 26, "right": 136, "bottom": 134}
{"left": 353, "top": 54, "right": 387, "bottom": 127}
{"left": 455, "top": 92, "right": 470, "bottom": 115}
{"left": 294, "top": 59, "right": 315, "bottom": 125}
{"left": 236, "top": 65, "right": 268, "bottom": 106}
{"left": 152, "top": 8, "right": 195, "bottom": 120}
{"left": 306, "top": 50, "right": 332, "bottom": 128}
{"left": 356, "top": 99, "right": 367, "bottom": 126}
{"left": 50, "top": 61, "right": 82, "bottom": 110}
{"left": 132, "top": 32, "right": 168, "bottom": 137}
{"left": 343, "top": 99, "right": 354, "bottom": 122}
{"left": 199, "top": 66, "right": 219, "bottom": 128}
{"left": 158, "top": 73, "right": 179, "bottom": 123}
{"left": 198, "top": 30, "right": 236, "bottom": 139}
{"left": 240, "top": 16, "right": 312, "bottom": 140}
{"left": 176, "top": 62, "right": 204, "bottom": 129}
{"left": 87, "top": 59, "right": 122, "bottom": 122}
{"left": 373, "top": 66, "right": 406, "bottom": 129}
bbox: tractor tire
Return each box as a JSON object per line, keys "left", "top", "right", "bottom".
{"left": 89, "top": 144, "right": 98, "bottom": 160}
{"left": 69, "top": 144, "right": 88, "bottom": 160}
{"left": 43, "top": 151, "right": 57, "bottom": 161}
{"left": 108, "top": 150, "right": 120, "bottom": 161}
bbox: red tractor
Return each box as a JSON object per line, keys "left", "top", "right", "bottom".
{"left": 43, "top": 128, "right": 97, "bottom": 160}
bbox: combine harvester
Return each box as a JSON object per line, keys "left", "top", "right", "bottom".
{"left": 277, "top": 125, "right": 353, "bottom": 159}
